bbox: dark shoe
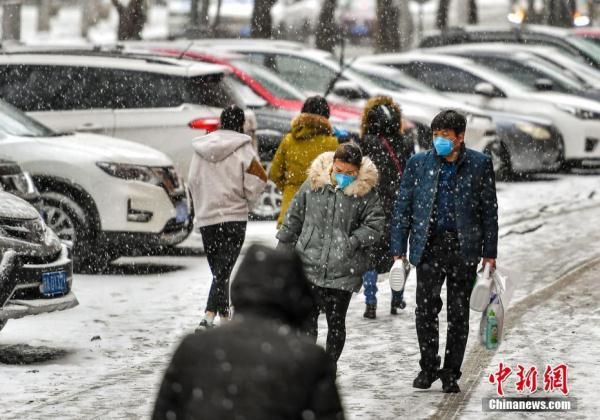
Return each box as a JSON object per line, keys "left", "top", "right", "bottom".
{"left": 439, "top": 370, "right": 462, "bottom": 393}
{"left": 363, "top": 304, "right": 376, "bottom": 319}
{"left": 412, "top": 370, "right": 439, "bottom": 389}
{"left": 390, "top": 300, "right": 406, "bottom": 315}
{"left": 441, "top": 377, "right": 461, "bottom": 393}
{"left": 195, "top": 319, "right": 214, "bottom": 333}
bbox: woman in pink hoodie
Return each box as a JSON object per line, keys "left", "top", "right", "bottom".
{"left": 188, "top": 105, "right": 268, "bottom": 330}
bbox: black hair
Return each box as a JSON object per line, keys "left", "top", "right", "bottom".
{"left": 301, "top": 95, "right": 330, "bottom": 119}
{"left": 333, "top": 142, "right": 363, "bottom": 167}
{"left": 366, "top": 104, "right": 402, "bottom": 136}
{"left": 430, "top": 109, "right": 467, "bottom": 135}
{"left": 220, "top": 105, "right": 245, "bottom": 133}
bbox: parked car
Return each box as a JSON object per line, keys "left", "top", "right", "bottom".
{"left": 0, "top": 48, "right": 239, "bottom": 177}
{"left": 424, "top": 45, "right": 600, "bottom": 100}
{"left": 0, "top": 99, "right": 192, "bottom": 273}
{"left": 359, "top": 52, "right": 600, "bottom": 168}
{"left": 0, "top": 191, "right": 77, "bottom": 333}
{"left": 419, "top": 25, "right": 600, "bottom": 69}
{"left": 423, "top": 43, "right": 600, "bottom": 90}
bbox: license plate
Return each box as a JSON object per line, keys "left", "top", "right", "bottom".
{"left": 41, "top": 271, "right": 68, "bottom": 297}
{"left": 176, "top": 202, "right": 188, "bottom": 223}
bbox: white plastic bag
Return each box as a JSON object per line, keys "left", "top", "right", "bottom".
{"left": 470, "top": 264, "right": 493, "bottom": 312}
{"left": 389, "top": 259, "right": 411, "bottom": 292}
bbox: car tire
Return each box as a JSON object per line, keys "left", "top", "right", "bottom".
{"left": 250, "top": 162, "right": 282, "bottom": 220}
{"left": 485, "top": 141, "right": 514, "bottom": 181}
{"left": 40, "top": 191, "right": 116, "bottom": 274}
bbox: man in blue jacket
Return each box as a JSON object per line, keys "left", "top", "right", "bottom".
{"left": 391, "top": 110, "right": 498, "bottom": 393}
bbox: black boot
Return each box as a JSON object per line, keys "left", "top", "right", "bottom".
{"left": 412, "top": 370, "right": 439, "bottom": 389}
{"left": 390, "top": 299, "right": 407, "bottom": 315}
{"left": 363, "top": 304, "right": 376, "bottom": 319}
{"left": 439, "top": 370, "right": 461, "bottom": 393}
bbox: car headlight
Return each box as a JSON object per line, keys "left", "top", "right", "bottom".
{"left": 515, "top": 122, "right": 552, "bottom": 140}
{"left": 0, "top": 172, "right": 37, "bottom": 195}
{"left": 96, "top": 162, "right": 161, "bottom": 185}
{"left": 556, "top": 104, "right": 600, "bottom": 120}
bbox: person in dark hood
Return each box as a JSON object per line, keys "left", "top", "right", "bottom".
{"left": 188, "top": 105, "right": 268, "bottom": 330}
{"left": 152, "top": 244, "right": 345, "bottom": 420}
{"left": 359, "top": 96, "right": 414, "bottom": 319}
{"left": 269, "top": 96, "right": 338, "bottom": 227}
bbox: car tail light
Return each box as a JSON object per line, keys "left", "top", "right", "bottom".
{"left": 189, "top": 118, "right": 220, "bottom": 132}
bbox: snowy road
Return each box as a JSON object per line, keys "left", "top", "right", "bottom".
{"left": 1, "top": 173, "right": 600, "bottom": 419}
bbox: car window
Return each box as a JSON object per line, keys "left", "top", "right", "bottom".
{"left": 395, "top": 62, "right": 487, "bottom": 94}
{"left": 225, "top": 75, "right": 267, "bottom": 108}
{"left": 0, "top": 65, "right": 98, "bottom": 111}
{"left": 271, "top": 55, "right": 338, "bottom": 93}
{"left": 0, "top": 64, "right": 240, "bottom": 111}
{"left": 469, "top": 56, "right": 580, "bottom": 92}
{"left": 231, "top": 59, "right": 305, "bottom": 100}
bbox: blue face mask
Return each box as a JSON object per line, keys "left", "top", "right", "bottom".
{"left": 335, "top": 173, "right": 357, "bottom": 190}
{"left": 433, "top": 136, "right": 455, "bottom": 157}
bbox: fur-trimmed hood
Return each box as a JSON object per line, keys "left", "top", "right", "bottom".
{"left": 308, "top": 151, "right": 378, "bottom": 197}
{"left": 360, "top": 95, "right": 403, "bottom": 137}
{"left": 291, "top": 113, "right": 333, "bottom": 140}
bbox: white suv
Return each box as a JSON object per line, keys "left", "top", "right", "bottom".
{"left": 0, "top": 50, "right": 241, "bottom": 177}
{"left": 0, "top": 99, "right": 191, "bottom": 273}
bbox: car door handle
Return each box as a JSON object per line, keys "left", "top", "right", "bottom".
{"left": 76, "top": 123, "right": 103, "bottom": 132}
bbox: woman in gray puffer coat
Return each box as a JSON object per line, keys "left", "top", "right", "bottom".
{"left": 277, "top": 143, "right": 385, "bottom": 365}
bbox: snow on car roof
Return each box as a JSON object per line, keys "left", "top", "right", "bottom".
{"left": 0, "top": 51, "right": 231, "bottom": 78}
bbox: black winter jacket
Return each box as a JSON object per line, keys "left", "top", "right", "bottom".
{"left": 152, "top": 245, "right": 345, "bottom": 420}
{"left": 360, "top": 133, "right": 413, "bottom": 273}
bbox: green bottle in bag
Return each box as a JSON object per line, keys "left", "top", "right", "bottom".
{"left": 485, "top": 309, "right": 499, "bottom": 350}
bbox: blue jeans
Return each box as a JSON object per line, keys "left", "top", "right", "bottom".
{"left": 363, "top": 270, "right": 404, "bottom": 306}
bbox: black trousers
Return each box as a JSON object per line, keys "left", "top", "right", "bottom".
{"left": 415, "top": 232, "right": 477, "bottom": 379}
{"left": 199, "top": 222, "right": 247, "bottom": 315}
{"left": 305, "top": 285, "right": 353, "bottom": 363}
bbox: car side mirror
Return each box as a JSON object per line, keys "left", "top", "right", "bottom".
{"left": 474, "top": 82, "right": 499, "bottom": 97}
{"left": 331, "top": 80, "right": 367, "bottom": 100}
{"left": 534, "top": 78, "right": 554, "bottom": 91}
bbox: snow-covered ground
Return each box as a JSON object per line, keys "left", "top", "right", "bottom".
{"left": 1, "top": 173, "right": 600, "bottom": 419}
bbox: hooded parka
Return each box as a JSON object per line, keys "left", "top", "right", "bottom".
{"left": 277, "top": 152, "right": 386, "bottom": 292}
{"left": 188, "top": 129, "right": 266, "bottom": 228}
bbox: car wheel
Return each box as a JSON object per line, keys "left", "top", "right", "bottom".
{"left": 40, "top": 191, "right": 115, "bottom": 274}
{"left": 485, "top": 142, "right": 514, "bottom": 181}
{"left": 250, "top": 162, "right": 282, "bottom": 220}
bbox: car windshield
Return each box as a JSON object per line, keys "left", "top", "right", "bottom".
{"left": 0, "top": 100, "right": 56, "bottom": 137}
{"left": 568, "top": 36, "right": 600, "bottom": 63}
{"left": 230, "top": 59, "right": 306, "bottom": 100}
{"left": 469, "top": 55, "right": 585, "bottom": 92}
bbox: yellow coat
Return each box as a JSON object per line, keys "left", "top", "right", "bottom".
{"left": 269, "top": 113, "right": 339, "bottom": 226}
